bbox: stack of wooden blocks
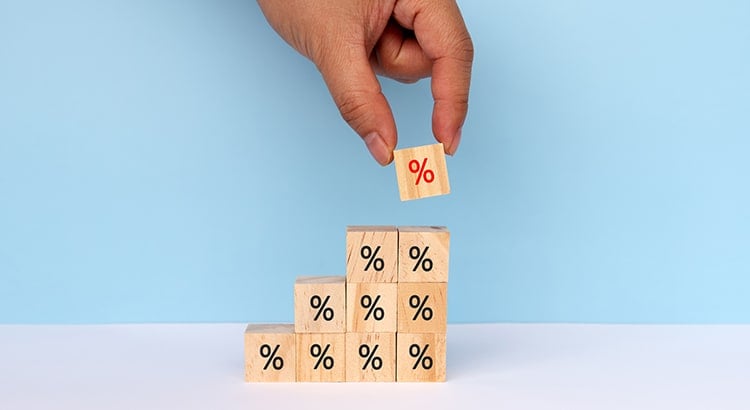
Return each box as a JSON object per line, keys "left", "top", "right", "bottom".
{"left": 244, "top": 225, "right": 449, "bottom": 382}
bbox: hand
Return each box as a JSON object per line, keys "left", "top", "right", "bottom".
{"left": 257, "top": 0, "right": 473, "bottom": 165}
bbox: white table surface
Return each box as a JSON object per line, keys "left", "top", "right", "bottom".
{"left": 1, "top": 323, "right": 748, "bottom": 409}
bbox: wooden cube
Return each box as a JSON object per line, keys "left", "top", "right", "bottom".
{"left": 346, "top": 282, "right": 397, "bottom": 333}
{"left": 296, "top": 333, "right": 346, "bottom": 382}
{"left": 397, "top": 282, "right": 447, "bottom": 333}
{"left": 396, "top": 333, "right": 446, "bottom": 382}
{"left": 345, "top": 332, "right": 396, "bottom": 382}
{"left": 244, "top": 324, "right": 296, "bottom": 382}
{"left": 393, "top": 143, "right": 451, "bottom": 201}
{"left": 398, "top": 226, "right": 450, "bottom": 283}
{"left": 346, "top": 226, "right": 398, "bottom": 283}
{"left": 294, "top": 276, "right": 346, "bottom": 333}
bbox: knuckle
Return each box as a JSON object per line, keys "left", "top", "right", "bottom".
{"left": 336, "top": 90, "right": 373, "bottom": 130}
{"left": 452, "top": 33, "right": 474, "bottom": 63}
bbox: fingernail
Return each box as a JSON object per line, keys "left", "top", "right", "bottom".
{"left": 363, "top": 132, "right": 392, "bottom": 166}
{"left": 447, "top": 127, "right": 462, "bottom": 155}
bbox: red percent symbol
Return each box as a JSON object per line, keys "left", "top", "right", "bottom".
{"left": 408, "top": 158, "right": 435, "bottom": 185}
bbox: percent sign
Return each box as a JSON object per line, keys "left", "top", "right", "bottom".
{"left": 409, "top": 295, "right": 434, "bottom": 321}
{"left": 360, "top": 245, "right": 384, "bottom": 271}
{"left": 259, "top": 344, "right": 283, "bottom": 370}
{"left": 310, "top": 295, "right": 334, "bottom": 321}
{"left": 409, "top": 157, "right": 435, "bottom": 185}
{"left": 409, "top": 344, "right": 433, "bottom": 370}
{"left": 409, "top": 246, "right": 433, "bottom": 272}
{"left": 358, "top": 344, "right": 383, "bottom": 370}
{"left": 310, "top": 343, "right": 334, "bottom": 370}
{"left": 360, "top": 295, "right": 385, "bottom": 321}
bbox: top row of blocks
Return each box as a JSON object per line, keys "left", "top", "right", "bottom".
{"left": 346, "top": 226, "right": 449, "bottom": 283}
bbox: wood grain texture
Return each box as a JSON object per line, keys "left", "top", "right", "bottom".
{"left": 294, "top": 276, "right": 346, "bottom": 333}
{"left": 346, "top": 226, "right": 398, "bottom": 283}
{"left": 397, "top": 282, "right": 447, "bottom": 334}
{"left": 296, "top": 333, "right": 346, "bottom": 382}
{"left": 396, "top": 332, "right": 446, "bottom": 382}
{"left": 393, "top": 143, "right": 450, "bottom": 201}
{"left": 345, "top": 332, "right": 396, "bottom": 382}
{"left": 397, "top": 226, "right": 450, "bottom": 283}
{"left": 244, "top": 324, "right": 296, "bottom": 382}
{"left": 346, "top": 282, "right": 397, "bottom": 333}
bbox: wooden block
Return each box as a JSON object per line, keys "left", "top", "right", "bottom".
{"left": 397, "top": 282, "right": 447, "bottom": 333}
{"left": 393, "top": 143, "right": 451, "bottom": 201}
{"left": 345, "top": 332, "right": 396, "bottom": 382}
{"left": 346, "top": 282, "right": 397, "bottom": 333}
{"left": 396, "top": 333, "right": 447, "bottom": 382}
{"left": 346, "top": 226, "right": 398, "bottom": 283}
{"left": 244, "top": 324, "right": 296, "bottom": 382}
{"left": 398, "top": 226, "right": 450, "bottom": 283}
{"left": 294, "top": 276, "right": 346, "bottom": 333}
{"left": 296, "top": 333, "right": 346, "bottom": 382}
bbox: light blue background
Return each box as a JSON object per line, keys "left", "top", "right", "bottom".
{"left": 1, "top": 1, "right": 748, "bottom": 324}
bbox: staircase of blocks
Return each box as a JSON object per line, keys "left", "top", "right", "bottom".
{"left": 244, "top": 226, "right": 449, "bottom": 382}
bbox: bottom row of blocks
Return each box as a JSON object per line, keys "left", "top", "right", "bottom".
{"left": 245, "top": 324, "right": 446, "bottom": 382}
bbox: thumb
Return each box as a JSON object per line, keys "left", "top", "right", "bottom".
{"left": 317, "top": 47, "right": 397, "bottom": 166}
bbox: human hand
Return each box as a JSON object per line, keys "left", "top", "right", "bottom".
{"left": 257, "top": 0, "right": 473, "bottom": 165}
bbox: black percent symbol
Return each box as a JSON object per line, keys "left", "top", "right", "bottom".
{"left": 259, "top": 344, "right": 283, "bottom": 370}
{"left": 310, "top": 343, "right": 334, "bottom": 370}
{"left": 409, "top": 343, "right": 433, "bottom": 370}
{"left": 358, "top": 344, "right": 383, "bottom": 370}
{"left": 360, "top": 295, "right": 385, "bottom": 321}
{"left": 360, "top": 245, "right": 384, "bottom": 272}
{"left": 310, "top": 295, "right": 334, "bottom": 321}
{"left": 409, "top": 295, "right": 434, "bottom": 321}
{"left": 409, "top": 246, "right": 433, "bottom": 272}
